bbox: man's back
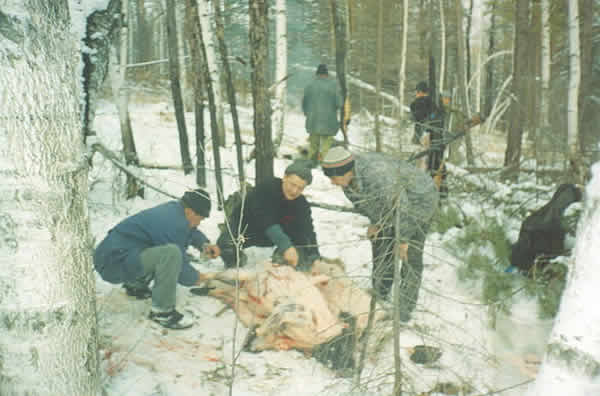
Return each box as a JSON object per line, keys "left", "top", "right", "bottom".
{"left": 302, "top": 77, "right": 341, "bottom": 136}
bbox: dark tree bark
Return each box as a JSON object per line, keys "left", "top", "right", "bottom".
{"left": 578, "top": 0, "right": 594, "bottom": 155}
{"left": 213, "top": 0, "right": 245, "bottom": 185}
{"left": 184, "top": 0, "right": 207, "bottom": 187}
{"left": 136, "top": 0, "right": 151, "bottom": 62}
{"left": 504, "top": 0, "right": 530, "bottom": 176}
{"left": 249, "top": 0, "right": 273, "bottom": 184}
{"left": 330, "top": 0, "right": 349, "bottom": 147}
{"left": 465, "top": 0, "right": 473, "bottom": 84}
{"left": 484, "top": 3, "right": 496, "bottom": 119}
{"left": 81, "top": 0, "right": 121, "bottom": 142}
{"left": 165, "top": 0, "right": 194, "bottom": 174}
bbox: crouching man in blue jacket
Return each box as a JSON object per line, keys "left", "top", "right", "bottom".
{"left": 93, "top": 189, "right": 220, "bottom": 330}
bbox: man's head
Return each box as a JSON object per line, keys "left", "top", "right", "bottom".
{"left": 316, "top": 63, "right": 328, "bottom": 76}
{"left": 282, "top": 160, "right": 312, "bottom": 200}
{"left": 321, "top": 147, "right": 355, "bottom": 187}
{"left": 181, "top": 188, "right": 211, "bottom": 228}
{"left": 415, "top": 81, "right": 429, "bottom": 97}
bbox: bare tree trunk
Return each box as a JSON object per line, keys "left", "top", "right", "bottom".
{"left": 166, "top": 0, "right": 194, "bottom": 174}
{"left": 439, "top": 0, "right": 446, "bottom": 93}
{"left": 454, "top": 0, "right": 474, "bottom": 165}
{"left": 374, "top": 0, "right": 383, "bottom": 152}
{"left": 527, "top": 171, "right": 600, "bottom": 395}
{"left": 330, "top": 0, "right": 349, "bottom": 147}
{"left": 249, "top": 0, "right": 273, "bottom": 184}
{"left": 272, "top": 0, "right": 288, "bottom": 158}
{"left": 114, "top": 0, "right": 143, "bottom": 199}
{"left": 213, "top": 0, "right": 245, "bottom": 185}
{"left": 566, "top": 0, "right": 582, "bottom": 183}
{"left": 397, "top": 0, "right": 409, "bottom": 148}
{"left": 539, "top": 0, "right": 551, "bottom": 148}
{"left": 184, "top": 0, "right": 207, "bottom": 187}
{"left": 393, "top": 201, "right": 403, "bottom": 396}
{"left": 0, "top": 2, "right": 99, "bottom": 394}
{"left": 504, "top": 0, "right": 530, "bottom": 176}
{"left": 81, "top": 0, "right": 120, "bottom": 142}
{"left": 175, "top": 0, "right": 191, "bottom": 111}
{"left": 198, "top": 0, "right": 226, "bottom": 146}
{"left": 578, "top": 0, "right": 593, "bottom": 157}
{"left": 193, "top": 0, "right": 225, "bottom": 207}
{"left": 484, "top": 3, "right": 496, "bottom": 119}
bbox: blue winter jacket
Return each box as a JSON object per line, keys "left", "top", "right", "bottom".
{"left": 93, "top": 201, "right": 208, "bottom": 286}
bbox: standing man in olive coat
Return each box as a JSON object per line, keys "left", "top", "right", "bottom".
{"left": 302, "top": 63, "right": 342, "bottom": 164}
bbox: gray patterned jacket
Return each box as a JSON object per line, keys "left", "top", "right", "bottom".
{"left": 342, "top": 152, "right": 439, "bottom": 242}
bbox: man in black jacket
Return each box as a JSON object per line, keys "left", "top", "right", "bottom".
{"left": 216, "top": 160, "right": 320, "bottom": 270}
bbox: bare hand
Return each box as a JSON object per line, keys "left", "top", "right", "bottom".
{"left": 395, "top": 243, "right": 409, "bottom": 261}
{"left": 367, "top": 225, "right": 381, "bottom": 240}
{"left": 203, "top": 244, "right": 221, "bottom": 259}
{"left": 283, "top": 246, "right": 299, "bottom": 267}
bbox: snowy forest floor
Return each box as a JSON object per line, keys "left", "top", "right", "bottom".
{"left": 90, "top": 90, "right": 560, "bottom": 396}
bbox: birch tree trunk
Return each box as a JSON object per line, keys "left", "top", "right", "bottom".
{"left": 166, "top": 0, "right": 194, "bottom": 174}
{"left": 566, "top": 0, "right": 582, "bottom": 183}
{"left": 0, "top": 2, "right": 99, "bottom": 394}
{"left": 527, "top": 167, "right": 600, "bottom": 396}
{"left": 213, "top": 0, "right": 245, "bottom": 185}
{"left": 113, "top": 0, "right": 143, "bottom": 199}
{"left": 454, "top": 0, "right": 474, "bottom": 165}
{"left": 438, "top": 0, "right": 446, "bottom": 93}
{"left": 272, "top": 0, "right": 288, "bottom": 157}
{"left": 249, "top": 0, "right": 274, "bottom": 184}
{"left": 397, "top": 0, "right": 409, "bottom": 148}
{"left": 192, "top": 0, "right": 225, "bottom": 206}
{"left": 374, "top": 0, "right": 383, "bottom": 152}
{"left": 539, "top": 0, "right": 551, "bottom": 147}
{"left": 198, "top": 0, "right": 225, "bottom": 146}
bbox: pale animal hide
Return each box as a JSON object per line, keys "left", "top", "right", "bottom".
{"left": 199, "top": 259, "right": 384, "bottom": 354}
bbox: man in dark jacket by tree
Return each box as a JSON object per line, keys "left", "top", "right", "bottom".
{"left": 410, "top": 81, "right": 439, "bottom": 171}
{"left": 93, "top": 189, "right": 220, "bottom": 329}
{"left": 217, "top": 160, "right": 320, "bottom": 271}
{"left": 321, "top": 147, "right": 438, "bottom": 322}
{"left": 302, "top": 64, "right": 342, "bottom": 164}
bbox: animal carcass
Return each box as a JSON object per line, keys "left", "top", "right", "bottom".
{"left": 198, "top": 259, "right": 385, "bottom": 357}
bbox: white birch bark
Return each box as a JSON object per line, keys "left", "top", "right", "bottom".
{"left": 539, "top": 0, "right": 550, "bottom": 134}
{"left": 527, "top": 165, "right": 600, "bottom": 396}
{"left": 0, "top": 3, "right": 99, "bottom": 394}
{"left": 566, "top": 0, "right": 580, "bottom": 154}
{"left": 198, "top": 0, "right": 225, "bottom": 145}
{"left": 438, "top": 0, "right": 445, "bottom": 93}
{"left": 272, "top": 0, "right": 287, "bottom": 151}
{"left": 397, "top": 0, "right": 408, "bottom": 129}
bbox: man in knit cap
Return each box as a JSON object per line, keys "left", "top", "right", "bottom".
{"left": 94, "top": 188, "right": 221, "bottom": 329}
{"left": 217, "top": 159, "right": 321, "bottom": 271}
{"left": 302, "top": 63, "right": 343, "bottom": 164}
{"left": 321, "top": 147, "right": 438, "bottom": 322}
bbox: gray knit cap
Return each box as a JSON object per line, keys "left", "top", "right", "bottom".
{"left": 285, "top": 159, "right": 313, "bottom": 185}
{"left": 321, "top": 147, "right": 355, "bottom": 177}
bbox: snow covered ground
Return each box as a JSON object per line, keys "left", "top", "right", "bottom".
{"left": 90, "top": 92, "right": 555, "bottom": 396}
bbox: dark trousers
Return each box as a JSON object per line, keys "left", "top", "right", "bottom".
{"left": 371, "top": 224, "right": 428, "bottom": 316}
